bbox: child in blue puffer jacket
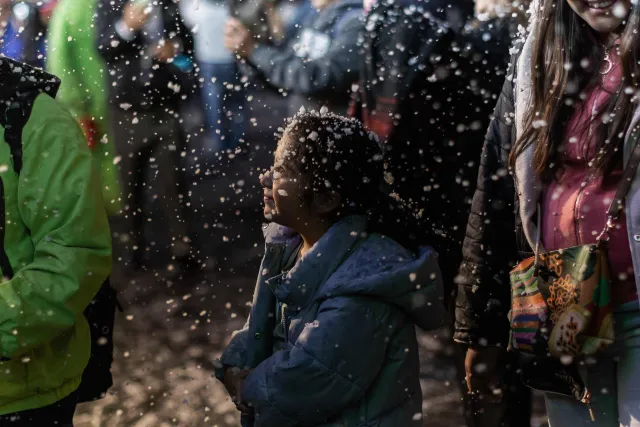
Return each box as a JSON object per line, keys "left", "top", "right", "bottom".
{"left": 215, "top": 109, "right": 448, "bottom": 427}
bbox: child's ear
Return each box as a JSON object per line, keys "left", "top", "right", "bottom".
{"left": 313, "top": 191, "right": 342, "bottom": 215}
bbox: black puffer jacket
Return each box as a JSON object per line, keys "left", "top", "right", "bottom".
{"left": 454, "top": 52, "right": 532, "bottom": 347}
{"left": 352, "top": 0, "right": 522, "bottom": 300}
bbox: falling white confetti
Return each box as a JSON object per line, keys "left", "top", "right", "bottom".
{"left": 613, "top": 2, "right": 628, "bottom": 18}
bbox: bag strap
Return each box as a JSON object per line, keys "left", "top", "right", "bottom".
{"left": 598, "top": 125, "right": 640, "bottom": 242}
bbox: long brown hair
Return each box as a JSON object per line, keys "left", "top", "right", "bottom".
{"left": 509, "top": 0, "right": 640, "bottom": 180}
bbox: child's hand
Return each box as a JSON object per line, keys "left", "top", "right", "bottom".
{"left": 223, "top": 367, "right": 253, "bottom": 413}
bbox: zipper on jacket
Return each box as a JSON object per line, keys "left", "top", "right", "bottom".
{"left": 281, "top": 302, "right": 289, "bottom": 344}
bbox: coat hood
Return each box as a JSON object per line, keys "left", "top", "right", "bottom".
{"left": 264, "top": 216, "right": 448, "bottom": 331}
{"left": 0, "top": 58, "right": 60, "bottom": 173}
{"left": 0, "top": 57, "right": 60, "bottom": 105}
{"left": 321, "top": 234, "right": 448, "bottom": 331}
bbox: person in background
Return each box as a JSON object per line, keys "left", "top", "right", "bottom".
{"left": 216, "top": 110, "right": 447, "bottom": 426}
{"left": 96, "top": 0, "right": 193, "bottom": 274}
{"left": 0, "top": 57, "right": 112, "bottom": 426}
{"left": 180, "top": 0, "right": 246, "bottom": 155}
{"left": 278, "top": 0, "right": 315, "bottom": 42}
{"left": 350, "top": 0, "right": 532, "bottom": 426}
{"left": 458, "top": 0, "right": 640, "bottom": 425}
{"left": 0, "top": 0, "right": 51, "bottom": 67}
{"left": 224, "top": 0, "right": 363, "bottom": 115}
{"left": 47, "top": 0, "right": 121, "bottom": 218}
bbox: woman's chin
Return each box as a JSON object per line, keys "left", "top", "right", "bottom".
{"left": 568, "top": 0, "right": 629, "bottom": 34}
{"left": 588, "top": 15, "right": 627, "bottom": 34}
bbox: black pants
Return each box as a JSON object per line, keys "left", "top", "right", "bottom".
{"left": 0, "top": 391, "right": 78, "bottom": 426}
{"left": 109, "top": 107, "right": 189, "bottom": 263}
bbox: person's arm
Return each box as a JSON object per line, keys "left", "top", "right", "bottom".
{"left": 46, "top": 2, "right": 85, "bottom": 119}
{"left": 216, "top": 319, "right": 251, "bottom": 380}
{"left": 215, "top": 242, "right": 279, "bottom": 382}
{"left": 454, "top": 71, "right": 519, "bottom": 348}
{"left": 95, "top": 0, "right": 147, "bottom": 62}
{"left": 165, "top": 0, "right": 193, "bottom": 58}
{"left": 247, "top": 10, "right": 363, "bottom": 96}
{"left": 264, "top": 2, "right": 284, "bottom": 44}
{"left": 0, "top": 103, "right": 112, "bottom": 358}
{"left": 241, "top": 296, "right": 390, "bottom": 426}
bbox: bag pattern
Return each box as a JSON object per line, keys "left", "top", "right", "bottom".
{"left": 508, "top": 245, "right": 614, "bottom": 357}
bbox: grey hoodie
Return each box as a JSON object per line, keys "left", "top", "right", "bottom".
{"left": 217, "top": 216, "right": 448, "bottom": 426}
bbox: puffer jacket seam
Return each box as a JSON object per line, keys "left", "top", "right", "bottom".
{"left": 261, "top": 386, "right": 298, "bottom": 427}
{"left": 317, "top": 294, "right": 391, "bottom": 327}
{"left": 292, "top": 330, "right": 367, "bottom": 394}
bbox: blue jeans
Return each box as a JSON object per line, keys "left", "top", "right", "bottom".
{"left": 545, "top": 301, "right": 640, "bottom": 426}
{"left": 199, "top": 62, "right": 246, "bottom": 153}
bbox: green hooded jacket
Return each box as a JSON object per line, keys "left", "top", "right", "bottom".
{"left": 0, "top": 59, "right": 112, "bottom": 414}
{"left": 46, "top": 0, "right": 121, "bottom": 216}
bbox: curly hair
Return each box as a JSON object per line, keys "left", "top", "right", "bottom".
{"left": 277, "top": 108, "right": 420, "bottom": 250}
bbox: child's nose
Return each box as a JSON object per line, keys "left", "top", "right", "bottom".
{"left": 260, "top": 169, "right": 273, "bottom": 188}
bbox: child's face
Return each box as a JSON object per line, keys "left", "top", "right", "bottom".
{"left": 260, "top": 137, "right": 309, "bottom": 227}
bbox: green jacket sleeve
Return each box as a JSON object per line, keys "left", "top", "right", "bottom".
{"left": 0, "top": 107, "right": 112, "bottom": 358}
{"left": 46, "top": 2, "right": 86, "bottom": 119}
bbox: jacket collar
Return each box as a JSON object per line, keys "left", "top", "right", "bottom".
{"left": 265, "top": 216, "right": 366, "bottom": 310}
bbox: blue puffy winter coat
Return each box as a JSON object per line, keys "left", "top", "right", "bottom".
{"left": 217, "top": 215, "right": 448, "bottom": 426}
